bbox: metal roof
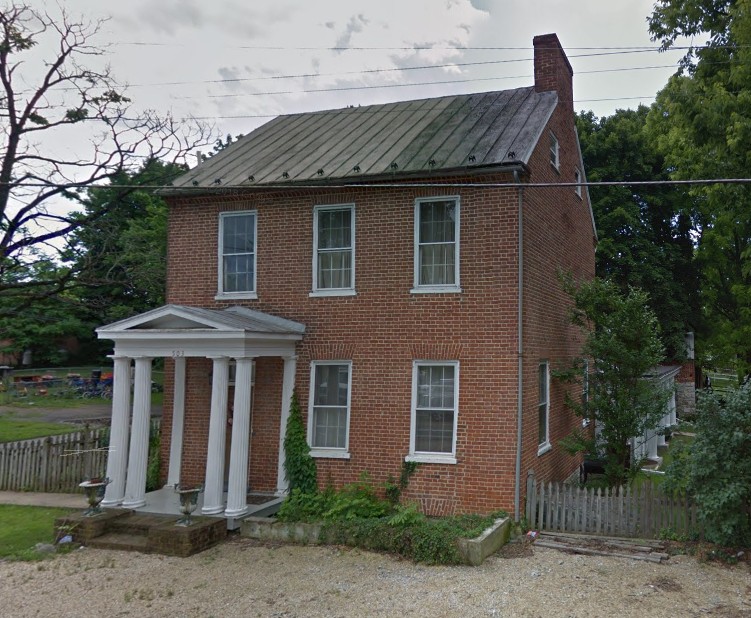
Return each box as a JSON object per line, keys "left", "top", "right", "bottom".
{"left": 167, "top": 87, "right": 557, "bottom": 191}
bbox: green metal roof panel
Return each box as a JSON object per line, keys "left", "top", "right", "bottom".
{"left": 168, "top": 87, "right": 557, "bottom": 190}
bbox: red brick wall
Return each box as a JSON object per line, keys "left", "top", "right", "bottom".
{"left": 159, "top": 34, "right": 596, "bottom": 516}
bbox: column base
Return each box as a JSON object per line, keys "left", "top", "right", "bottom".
{"left": 202, "top": 505, "right": 225, "bottom": 515}
{"left": 101, "top": 498, "right": 123, "bottom": 508}
{"left": 224, "top": 506, "right": 248, "bottom": 518}
{"left": 121, "top": 498, "right": 146, "bottom": 509}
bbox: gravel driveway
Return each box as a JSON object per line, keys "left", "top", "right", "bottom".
{"left": 2, "top": 538, "right": 749, "bottom": 617}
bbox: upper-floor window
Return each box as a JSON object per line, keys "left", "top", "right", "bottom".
{"left": 312, "top": 204, "right": 355, "bottom": 296}
{"left": 413, "top": 197, "right": 460, "bottom": 293}
{"left": 218, "top": 211, "right": 257, "bottom": 298}
{"left": 538, "top": 361, "right": 551, "bottom": 454}
{"left": 549, "top": 133, "right": 560, "bottom": 171}
{"left": 408, "top": 361, "right": 459, "bottom": 464}
{"left": 308, "top": 361, "right": 352, "bottom": 458}
{"left": 574, "top": 167, "right": 582, "bottom": 198}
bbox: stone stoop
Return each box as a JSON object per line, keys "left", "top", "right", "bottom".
{"left": 55, "top": 510, "right": 226, "bottom": 557}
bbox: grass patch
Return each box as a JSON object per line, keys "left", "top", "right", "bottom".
{"left": 0, "top": 504, "right": 74, "bottom": 560}
{"left": 0, "top": 415, "right": 79, "bottom": 442}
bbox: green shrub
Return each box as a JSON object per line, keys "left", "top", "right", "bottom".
{"left": 283, "top": 391, "right": 317, "bottom": 494}
{"left": 145, "top": 422, "right": 160, "bottom": 492}
{"left": 277, "top": 488, "right": 332, "bottom": 522}
{"left": 664, "top": 384, "right": 751, "bottom": 546}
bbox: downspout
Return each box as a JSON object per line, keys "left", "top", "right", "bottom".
{"left": 513, "top": 170, "right": 524, "bottom": 522}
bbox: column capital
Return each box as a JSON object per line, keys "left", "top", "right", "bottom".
{"left": 206, "top": 355, "right": 230, "bottom": 361}
{"left": 233, "top": 356, "right": 257, "bottom": 362}
{"left": 107, "top": 354, "right": 131, "bottom": 361}
{"left": 282, "top": 354, "right": 299, "bottom": 362}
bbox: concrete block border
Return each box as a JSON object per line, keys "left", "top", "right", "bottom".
{"left": 240, "top": 516, "right": 511, "bottom": 566}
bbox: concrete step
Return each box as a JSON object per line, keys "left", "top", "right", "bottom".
{"left": 86, "top": 532, "right": 151, "bottom": 553}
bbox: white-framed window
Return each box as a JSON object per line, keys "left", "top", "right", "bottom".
{"left": 549, "top": 133, "right": 560, "bottom": 171}
{"left": 538, "top": 361, "right": 551, "bottom": 454}
{"left": 407, "top": 361, "right": 459, "bottom": 464}
{"left": 412, "top": 196, "right": 461, "bottom": 293}
{"left": 581, "top": 359, "right": 590, "bottom": 427}
{"left": 574, "top": 167, "right": 582, "bottom": 198}
{"left": 217, "top": 211, "right": 257, "bottom": 299}
{"left": 311, "top": 204, "right": 355, "bottom": 296}
{"left": 308, "top": 361, "right": 352, "bottom": 458}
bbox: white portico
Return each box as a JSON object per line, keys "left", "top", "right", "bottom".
{"left": 96, "top": 304, "right": 304, "bottom": 520}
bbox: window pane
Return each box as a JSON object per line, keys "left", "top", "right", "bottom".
{"left": 314, "top": 365, "right": 349, "bottom": 406}
{"left": 312, "top": 406, "right": 347, "bottom": 449}
{"left": 538, "top": 403, "right": 547, "bottom": 445}
{"left": 318, "top": 209, "right": 351, "bottom": 249}
{"left": 419, "top": 201, "right": 455, "bottom": 243}
{"left": 318, "top": 250, "right": 352, "bottom": 289}
{"left": 223, "top": 254, "right": 254, "bottom": 292}
{"left": 223, "top": 214, "right": 255, "bottom": 254}
{"left": 419, "top": 244, "right": 455, "bottom": 285}
{"left": 415, "top": 410, "right": 454, "bottom": 453}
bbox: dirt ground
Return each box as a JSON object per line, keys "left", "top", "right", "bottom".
{"left": 1, "top": 537, "right": 750, "bottom": 618}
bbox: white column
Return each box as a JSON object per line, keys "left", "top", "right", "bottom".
{"left": 276, "top": 355, "right": 297, "bottom": 494}
{"left": 167, "top": 356, "right": 187, "bottom": 487}
{"left": 102, "top": 355, "right": 131, "bottom": 506}
{"left": 669, "top": 391, "right": 677, "bottom": 426}
{"left": 202, "top": 356, "right": 230, "bottom": 515}
{"left": 122, "top": 357, "right": 153, "bottom": 509}
{"left": 225, "top": 357, "right": 254, "bottom": 518}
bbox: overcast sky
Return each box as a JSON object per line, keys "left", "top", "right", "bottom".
{"left": 26, "top": 0, "right": 690, "bottom": 146}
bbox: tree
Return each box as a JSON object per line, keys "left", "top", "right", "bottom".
{"left": 0, "top": 258, "right": 90, "bottom": 365}
{"left": 0, "top": 4, "right": 210, "bottom": 313}
{"left": 664, "top": 384, "right": 751, "bottom": 546}
{"left": 559, "top": 276, "right": 670, "bottom": 487}
{"left": 68, "top": 159, "right": 185, "bottom": 324}
{"left": 648, "top": 0, "right": 751, "bottom": 372}
{"left": 576, "top": 107, "right": 700, "bottom": 359}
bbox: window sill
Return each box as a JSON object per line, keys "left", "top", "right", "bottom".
{"left": 405, "top": 454, "right": 457, "bottom": 465}
{"left": 309, "top": 289, "right": 357, "bottom": 298}
{"left": 537, "top": 442, "right": 552, "bottom": 456}
{"left": 410, "top": 286, "right": 462, "bottom": 295}
{"left": 310, "top": 449, "right": 351, "bottom": 460}
{"left": 215, "top": 292, "right": 258, "bottom": 301}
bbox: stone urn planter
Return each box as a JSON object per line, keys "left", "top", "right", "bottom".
{"left": 79, "top": 477, "right": 110, "bottom": 517}
{"left": 174, "top": 484, "right": 203, "bottom": 526}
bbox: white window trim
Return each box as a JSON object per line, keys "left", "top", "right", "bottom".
{"left": 582, "top": 358, "right": 590, "bottom": 427}
{"left": 407, "top": 360, "right": 459, "bottom": 465}
{"left": 307, "top": 360, "right": 352, "bottom": 458}
{"left": 574, "top": 167, "right": 583, "bottom": 198}
{"left": 411, "top": 196, "right": 462, "bottom": 294}
{"left": 538, "top": 360, "right": 551, "bottom": 455}
{"left": 216, "top": 210, "right": 258, "bottom": 300}
{"left": 549, "top": 132, "right": 560, "bottom": 172}
{"left": 311, "top": 203, "right": 356, "bottom": 296}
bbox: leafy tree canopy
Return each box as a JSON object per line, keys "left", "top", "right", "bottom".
{"left": 576, "top": 107, "right": 700, "bottom": 359}
{"left": 648, "top": 0, "right": 751, "bottom": 372}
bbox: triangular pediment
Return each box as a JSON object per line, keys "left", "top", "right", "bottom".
{"left": 96, "top": 304, "right": 304, "bottom": 335}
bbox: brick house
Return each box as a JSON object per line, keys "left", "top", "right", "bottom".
{"left": 97, "top": 33, "right": 596, "bottom": 524}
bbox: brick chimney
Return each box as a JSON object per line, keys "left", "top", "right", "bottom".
{"left": 533, "top": 33, "right": 573, "bottom": 115}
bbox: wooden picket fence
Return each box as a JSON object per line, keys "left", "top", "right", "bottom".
{"left": 526, "top": 470, "right": 698, "bottom": 538}
{"left": 0, "top": 426, "right": 110, "bottom": 493}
